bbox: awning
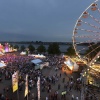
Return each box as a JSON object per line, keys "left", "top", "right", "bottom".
{"left": 64, "top": 58, "right": 79, "bottom": 71}
{"left": 31, "top": 59, "right": 42, "bottom": 64}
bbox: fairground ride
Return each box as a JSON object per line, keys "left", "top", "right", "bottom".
{"left": 72, "top": 0, "right": 100, "bottom": 87}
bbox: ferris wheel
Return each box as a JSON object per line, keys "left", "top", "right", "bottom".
{"left": 72, "top": 0, "right": 100, "bottom": 72}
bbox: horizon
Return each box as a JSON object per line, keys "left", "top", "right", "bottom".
{"left": 0, "top": 0, "right": 94, "bottom": 42}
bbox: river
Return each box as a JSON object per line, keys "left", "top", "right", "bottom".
{"left": 10, "top": 43, "right": 88, "bottom": 53}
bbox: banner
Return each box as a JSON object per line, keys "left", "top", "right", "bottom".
{"left": 37, "top": 77, "right": 40, "bottom": 100}
{"left": 25, "top": 74, "right": 28, "bottom": 97}
{"left": 12, "top": 71, "right": 18, "bottom": 92}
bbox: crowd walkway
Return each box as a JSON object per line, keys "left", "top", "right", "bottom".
{"left": 0, "top": 54, "right": 99, "bottom": 100}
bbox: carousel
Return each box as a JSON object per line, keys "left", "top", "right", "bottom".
{"left": 0, "top": 43, "right": 17, "bottom": 54}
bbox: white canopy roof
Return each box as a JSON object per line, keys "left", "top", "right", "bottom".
{"left": 20, "top": 51, "right": 26, "bottom": 55}
{"left": 28, "top": 54, "right": 46, "bottom": 58}
{"left": 64, "top": 59, "right": 74, "bottom": 66}
{"left": 31, "top": 59, "right": 42, "bottom": 64}
{"left": 0, "top": 62, "right": 6, "bottom": 68}
{"left": 64, "top": 58, "right": 79, "bottom": 71}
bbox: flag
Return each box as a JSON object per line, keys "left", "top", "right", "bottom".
{"left": 25, "top": 74, "right": 28, "bottom": 97}
{"left": 12, "top": 71, "right": 18, "bottom": 92}
{"left": 37, "top": 77, "right": 40, "bottom": 100}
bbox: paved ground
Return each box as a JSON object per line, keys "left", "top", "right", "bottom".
{"left": 0, "top": 65, "right": 100, "bottom": 100}
{"left": 41, "top": 66, "right": 81, "bottom": 100}
{"left": 0, "top": 65, "right": 81, "bottom": 100}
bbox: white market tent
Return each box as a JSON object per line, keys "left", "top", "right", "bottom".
{"left": 35, "top": 54, "right": 46, "bottom": 58}
{"left": 64, "top": 58, "right": 79, "bottom": 71}
{"left": 31, "top": 59, "right": 50, "bottom": 70}
{"left": 31, "top": 59, "right": 42, "bottom": 64}
{"left": 29, "top": 54, "right": 46, "bottom": 58}
{"left": 0, "top": 62, "right": 6, "bottom": 68}
{"left": 20, "top": 51, "right": 26, "bottom": 55}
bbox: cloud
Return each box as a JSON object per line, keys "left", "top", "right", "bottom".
{"left": 0, "top": 0, "right": 94, "bottom": 42}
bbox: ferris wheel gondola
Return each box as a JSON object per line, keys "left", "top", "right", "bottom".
{"left": 72, "top": 0, "right": 100, "bottom": 72}
{"left": 91, "top": 3, "right": 97, "bottom": 11}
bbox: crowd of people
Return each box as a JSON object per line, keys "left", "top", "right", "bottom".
{"left": 0, "top": 53, "right": 99, "bottom": 100}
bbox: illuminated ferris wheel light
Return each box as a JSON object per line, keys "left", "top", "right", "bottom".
{"left": 72, "top": 0, "right": 100, "bottom": 72}
{"left": 87, "top": 69, "right": 89, "bottom": 71}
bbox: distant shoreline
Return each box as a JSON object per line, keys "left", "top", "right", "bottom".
{"left": 0, "top": 41, "right": 99, "bottom": 46}
{"left": 0, "top": 41, "right": 71, "bottom": 45}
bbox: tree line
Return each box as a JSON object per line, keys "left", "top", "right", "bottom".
{"left": 10, "top": 43, "right": 75, "bottom": 55}
{"left": 11, "top": 42, "right": 100, "bottom": 60}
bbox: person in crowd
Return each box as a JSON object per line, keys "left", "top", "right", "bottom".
{"left": 0, "top": 53, "right": 98, "bottom": 100}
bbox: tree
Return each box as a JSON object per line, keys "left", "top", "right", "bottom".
{"left": 10, "top": 44, "right": 13, "bottom": 48}
{"left": 20, "top": 45, "right": 26, "bottom": 51}
{"left": 37, "top": 45, "right": 46, "bottom": 53}
{"left": 47, "top": 43, "right": 61, "bottom": 55}
{"left": 28, "top": 44, "right": 35, "bottom": 54}
{"left": 65, "top": 45, "right": 76, "bottom": 56}
{"left": 14, "top": 45, "right": 19, "bottom": 50}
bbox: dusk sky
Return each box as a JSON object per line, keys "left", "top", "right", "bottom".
{"left": 0, "top": 0, "right": 94, "bottom": 42}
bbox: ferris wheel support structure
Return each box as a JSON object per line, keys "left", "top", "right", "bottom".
{"left": 89, "top": 51, "right": 100, "bottom": 66}
{"left": 72, "top": 0, "right": 100, "bottom": 99}
{"left": 72, "top": 0, "right": 99, "bottom": 64}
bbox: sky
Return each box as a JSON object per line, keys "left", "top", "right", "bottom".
{"left": 0, "top": 0, "right": 94, "bottom": 42}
